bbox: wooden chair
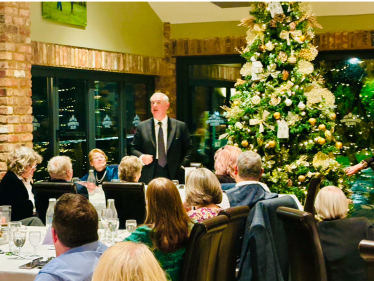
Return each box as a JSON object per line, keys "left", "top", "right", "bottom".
{"left": 359, "top": 239, "right": 374, "bottom": 280}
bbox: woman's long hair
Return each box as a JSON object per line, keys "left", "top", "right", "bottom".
{"left": 145, "top": 178, "right": 191, "bottom": 253}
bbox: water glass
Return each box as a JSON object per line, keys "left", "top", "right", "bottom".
{"left": 29, "top": 231, "right": 41, "bottom": 257}
{"left": 101, "top": 209, "right": 113, "bottom": 241}
{"left": 9, "top": 221, "right": 22, "bottom": 253}
{"left": 12, "top": 231, "right": 26, "bottom": 259}
{"left": 126, "top": 220, "right": 137, "bottom": 234}
{"left": 108, "top": 218, "right": 119, "bottom": 244}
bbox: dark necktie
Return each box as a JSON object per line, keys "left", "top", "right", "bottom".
{"left": 158, "top": 122, "right": 167, "bottom": 167}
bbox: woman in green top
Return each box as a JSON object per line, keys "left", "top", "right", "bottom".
{"left": 125, "top": 177, "right": 193, "bottom": 281}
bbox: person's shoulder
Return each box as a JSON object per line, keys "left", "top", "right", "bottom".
{"left": 37, "top": 257, "right": 68, "bottom": 280}
{"left": 137, "top": 118, "right": 153, "bottom": 127}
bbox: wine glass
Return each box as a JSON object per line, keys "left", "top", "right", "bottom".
{"left": 29, "top": 231, "right": 41, "bottom": 257}
{"left": 9, "top": 221, "right": 22, "bottom": 254}
{"left": 101, "top": 209, "right": 113, "bottom": 242}
{"left": 108, "top": 218, "right": 119, "bottom": 244}
{"left": 13, "top": 231, "right": 26, "bottom": 259}
{"left": 126, "top": 220, "right": 137, "bottom": 234}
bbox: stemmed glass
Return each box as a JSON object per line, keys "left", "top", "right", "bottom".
{"left": 13, "top": 231, "right": 26, "bottom": 259}
{"left": 125, "top": 220, "right": 137, "bottom": 234}
{"left": 101, "top": 209, "right": 113, "bottom": 242}
{"left": 9, "top": 221, "right": 22, "bottom": 254}
{"left": 29, "top": 231, "right": 41, "bottom": 257}
{"left": 108, "top": 218, "right": 119, "bottom": 245}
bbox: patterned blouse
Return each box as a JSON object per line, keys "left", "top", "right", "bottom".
{"left": 187, "top": 207, "right": 222, "bottom": 223}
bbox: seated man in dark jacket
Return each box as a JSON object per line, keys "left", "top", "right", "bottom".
{"left": 226, "top": 151, "right": 277, "bottom": 208}
{"left": 47, "top": 156, "right": 88, "bottom": 198}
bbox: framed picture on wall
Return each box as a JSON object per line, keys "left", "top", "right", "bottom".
{"left": 42, "top": 2, "right": 87, "bottom": 27}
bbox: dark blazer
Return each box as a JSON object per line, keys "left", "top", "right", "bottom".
{"left": 317, "top": 217, "right": 374, "bottom": 281}
{"left": 49, "top": 179, "right": 89, "bottom": 199}
{"left": 0, "top": 171, "right": 33, "bottom": 221}
{"left": 131, "top": 117, "right": 193, "bottom": 184}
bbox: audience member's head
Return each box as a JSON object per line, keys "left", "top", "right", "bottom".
{"left": 315, "top": 186, "right": 348, "bottom": 220}
{"left": 48, "top": 156, "right": 73, "bottom": 181}
{"left": 118, "top": 156, "right": 143, "bottom": 182}
{"left": 185, "top": 168, "right": 222, "bottom": 208}
{"left": 214, "top": 145, "right": 242, "bottom": 177}
{"left": 92, "top": 241, "right": 167, "bottom": 281}
{"left": 145, "top": 178, "right": 190, "bottom": 253}
{"left": 7, "top": 146, "right": 42, "bottom": 179}
{"left": 52, "top": 194, "right": 98, "bottom": 255}
{"left": 88, "top": 148, "right": 108, "bottom": 172}
{"left": 235, "top": 151, "right": 263, "bottom": 182}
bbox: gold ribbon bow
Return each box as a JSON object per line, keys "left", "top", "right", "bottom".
{"left": 279, "top": 30, "right": 303, "bottom": 45}
{"left": 262, "top": 64, "right": 281, "bottom": 81}
{"left": 275, "top": 81, "right": 294, "bottom": 95}
{"left": 249, "top": 110, "right": 275, "bottom": 133}
{"left": 296, "top": 155, "right": 310, "bottom": 167}
{"left": 246, "top": 24, "right": 266, "bottom": 45}
{"left": 262, "top": 153, "right": 276, "bottom": 169}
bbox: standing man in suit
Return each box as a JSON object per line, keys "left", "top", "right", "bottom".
{"left": 131, "top": 92, "right": 193, "bottom": 184}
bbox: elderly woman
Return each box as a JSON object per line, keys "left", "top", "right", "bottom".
{"left": 81, "top": 149, "right": 118, "bottom": 185}
{"left": 0, "top": 146, "right": 42, "bottom": 221}
{"left": 118, "top": 156, "right": 143, "bottom": 182}
{"left": 92, "top": 242, "right": 167, "bottom": 281}
{"left": 125, "top": 178, "right": 193, "bottom": 281}
{"left": 185, "top": 168, "right": 230, "bottom": 222}
{"left": 214, "top": 145, "right": 242, "bottom": 183}
{"left": 315, "top": 186, "right": 374, "bottom": 281}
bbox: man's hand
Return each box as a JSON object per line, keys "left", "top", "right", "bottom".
{"left": 345, "top": 163, "right": 364, "bottom": 176}
{"left": 142, "top": 155, "right": 153, "bottom": 165}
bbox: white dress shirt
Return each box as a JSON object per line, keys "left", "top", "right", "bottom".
{"left": 154, "top": 116, "right": 168, "bottom": 159}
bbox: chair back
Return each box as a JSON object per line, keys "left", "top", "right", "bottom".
{"left": 182, "top": 215, "right": 229, "bottom": 281}
{"left": 276, "top": 207, "right": 327, "bottom": 281}
{"left": 102, "top": 182, "right": 146, "bottom": 229}
{"left": 359, "top": 239, "right": 374, "bottom": 280}
{"left": 33, "top": 182, "right": 77, "bottom": 224}
{"left": 304, "top": 176, "right": 322, "bottom": 215}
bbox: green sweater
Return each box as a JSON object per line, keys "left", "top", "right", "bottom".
{"left": 124, "top": 225, "right": 186, "bottom": 281}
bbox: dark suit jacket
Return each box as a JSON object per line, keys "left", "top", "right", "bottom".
{"left": 0, "top": 171, "right": 33, "bottom": 221}
{"left": 364, "top": 156, "right": 374, "bottom": 171}
{"left": 317, "top": 217, "right": 374, "bottom": 281}
{"left": 131, "top": 117, "right": 193, "bottom": 184}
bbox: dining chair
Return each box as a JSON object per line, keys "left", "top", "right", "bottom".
{"left": 359, "top": 239, "right": 374, "bottom": 280}
{"left": 304, "top": 175, "right": 322, "bottom": 215}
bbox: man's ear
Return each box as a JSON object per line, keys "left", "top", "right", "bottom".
{"left": 234, "top": 165, "right": 239, "bottom": 175}
{"left": 52, "top": 227, "right": 58, "bottom": 244}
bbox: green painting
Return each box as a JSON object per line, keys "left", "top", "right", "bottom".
{"left": 42, "top": 2, "right": 87, "bottom": 27}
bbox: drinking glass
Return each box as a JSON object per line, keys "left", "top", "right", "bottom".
{"left": 9, "top": 221, "right": 22, "bottom": 254}
{"left": 126, "top": 220, "right": 137, "bottom": 234}
{"left": 108, "top": 218, "right": 119, "bottom": 244}
{"left": 13, "top": 231, "right": 26, "bottom": 259}
{"left": 101, "top": 209, "right": 113, "bottom": 242}
{"left": 29, "top": 231, "right": 41, "bottom": 257}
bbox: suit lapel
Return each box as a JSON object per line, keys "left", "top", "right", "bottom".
{"left": 167, "top": 117, "right": 176, "bottom": 151}
{"left": 146, "top": 118, "right": 156, "bottom": 148}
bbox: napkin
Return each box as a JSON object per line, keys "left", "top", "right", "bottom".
{"left": 42, "top": 226, "right": 54, "bottom": 245}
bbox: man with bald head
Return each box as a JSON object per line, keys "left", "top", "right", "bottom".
{"left": 131, "top": 92, "right": 193, "bottom": 184}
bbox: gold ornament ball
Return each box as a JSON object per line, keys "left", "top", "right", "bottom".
{"left": 330, "top": 113, "right": 337, "bottom": 120}
{"left": 287, "top": 55, "right": 297, "bottom": 64}
{"left": 299, "top": 35, "right": 306, "bottom": 42}
{"left": 268, "top": 140, "right": 276, "bottom": 148}
{"left": 300, "top": 111, "right": 306, "bottom": 116}
{"left": 274, "top": 112, "right": 281, "bottom": 119}
{"left": 335, "top": 141, "right": 343, "bottom": 149}
{"left": 318, "top": 124, "right": 326, "bottom": 131}
{"left": 259, "top": 44, "right": 266, "bottom": 52}
{"left": 241, "top": 140, "right": 249, "bottom": 147}
{"left": 318, "top": 138, "right": 326, "bottom": 145}
{"left": 234, "top": 143, "right": 239, "bottom": 147}
{"left": 233, "top": 100, "right": 240, "bottom": 106}
{"left": 298, "top": 175, "right": 306, "bottom": 182}
{"left": 314, "top": 137, "right": 320, "bottom": 143}
{"left": 308, "top": 118, "right": 317, "bottom": 126}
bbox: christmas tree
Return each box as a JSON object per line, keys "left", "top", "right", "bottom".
{"left": 222, "top": 2, "right": 350, "bottom": 201}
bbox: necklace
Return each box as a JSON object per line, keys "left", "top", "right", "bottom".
{"left": 95, "top": 169, "right": 107, "bottom": 184}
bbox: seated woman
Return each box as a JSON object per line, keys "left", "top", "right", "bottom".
{"left": 125, "top": 178, "right": 193, "bottom": 281}
{"left": 0, "top": 147, "right": 42, "bottom": 221}
{"left": 81, "top": 149, "right": 118, "bottom": 185}
{"left": 118, "top": 156, "right": 143, "bottom": 182}
{"left": 185, "top": 168, "right": 227, "bottom": 222}
{"left": 92, "top": 241, "right": 167, "bottom": 281}
{"left": 214, "top": 145, "right": 242, "bottom": 183}
{"left": 315, "top": 186, "right": 374, "bottom": 281}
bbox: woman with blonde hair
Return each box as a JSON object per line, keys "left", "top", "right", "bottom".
{"left": 214, "top": 145, "right": 242, "bottom": 183}
{"left": 185, "top": 168, "right": 228, "bottom": 222}
{"left": 315, "top": 186, "right": 374, "bottom": 281}
{"left": 92, "top": 241, "right": 167, "bottom": 281}
{"left": 118, "top": 156, "right": 143, "bottom": 182}
{"left": 125, "top": 178, "right": 193, "bottom": 281}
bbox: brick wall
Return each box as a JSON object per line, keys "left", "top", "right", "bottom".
{"left": 0, "top": 2, "right": 32, "bottom": 177}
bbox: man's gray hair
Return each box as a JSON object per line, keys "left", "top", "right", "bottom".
{"left": 237, "top": 151, "right": 262, "bottom": 180}
{"left": 48, "top": 156, "right": 72, "bottom": 180}
{"left": 150, "top": 92, "right": 169, "bottom": 102}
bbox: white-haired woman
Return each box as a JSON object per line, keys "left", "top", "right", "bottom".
{"left": 0, "top": 146, "right": 42, "bottom": 221}
{"left": 92, "top": 241, "right": 167, "bottom": 281}
{"left": 315, "top": 186, "right": 374, "bottom": 281}
{"left": 118, "top": 156, "right": 143, "bottom": 182}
